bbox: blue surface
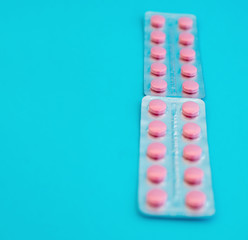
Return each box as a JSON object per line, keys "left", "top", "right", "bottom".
{"left": 0, "top": 1, "right": 247, "bottom": 239}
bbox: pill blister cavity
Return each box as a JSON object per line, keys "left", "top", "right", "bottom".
{"left": 182, "top": 80, "right": 199, "bottom": 94}
{"left": 183, "top": 144, "right": 202, "bottom": 161}
{"left": 151, "top": 62, "right": 167, "bottom": 76}
{"left": 147, "top": 189, "right": 167, "bottom": 207}
{"left": 178, "top": 17, "right": 193, "bottom": 30}
{"left": 147, "top": 142, "right": 167, "bottom": 160}
{"left": 185, "top": 191, "right": 206, "bottom": 209}
{"left": 151, "top": 46, "right": 166, "bottom": 60}
{"left": 148, "top": 99, "right": 167, "bottom": 115}
{"left": 181, "top": 64, "right": 197, "bottom": 77}
{"left": 147, "top": 165, "right": 167, "bottom": 183}
{"left": 151, "top": 15, "right": 166, "bottom": 28}
{"left": 184, "top": 167, "right": 204, "bottom": 185}
{"left": 150, "top": 79, "right": 167, "bottom": 93}
{"left": 183, "top": 122, "right": 201, "bottom": 139}
{"left": 179, "top": 32, "right": 194, "bottom": 45}
{"left": 182, "top": 101, "right": 199, "bottom": 118}
{"left": 148, "top": 120, "right": 167, "bottom": 137}
{"left": 180, "top": 48, "right": 195, "bottom": 61}
{"left": 151, "top": 31, "right": 166, "bottom": 44}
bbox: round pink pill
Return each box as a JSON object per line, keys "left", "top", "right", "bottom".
{"left": 185, "top": 191, "right": 206, "bottom": 209}
{"left": 147, "top": 189, "right": 167, "bottom": 207}
{"left": 151, "top": 15, "right": 165, "bottom": 28}
{"left": 183, "top": 144, "right": 202, "bottom": 161}
{"left": 179, "top": 32, "right": 194, "bottom": 45}
{"left": 181, "top": 64, "right": 197, "bottom": 77}
{"left": 180, "top": 48, "right": 195, "bottom": 61}
{"left": 147, "top": 142, "right": 166, "bottom": 160}
{"left": 151, "top": 31, "right": 166, "bottom": 44}
{"left": 184, "top": 167, "right": 204, "bottom": 185}
{"left": 183, "top": 123, "right": 201, "bottom": 139}
{"left": 149, "top": 99, "right": 167, "bottom": 115}
{"left": 148, "top": 120, "right": 167, "bottom": 137}
{"left": 147, "top": 165, "right": 167, "bottom": 183}
{"left": 150, "top": 79, "right": 167, "bottom": 93}
{"left": 151, "top": 62, "right": 167, "bottom": 76}
{"left": 182, "top": 80, "right": 199, "bottom": 94}
{"left": 182, "top": 101, "right": 199, "bottom": 118}
{"left": 178, "top": 17, "right": 193, "bottom": 30}
{"left": 151, "top": 46, "right": 166, "bottom": 59}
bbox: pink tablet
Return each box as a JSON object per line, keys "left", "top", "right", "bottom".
{"left": 178, "top": 17, "right": 193, "bottom": 30}
{"left": 150, "top": 79, "right": 167, "bottom": 93}
{"left": 147, "top": 142, "right": 166, "bottom": 160}
{"left": 148, "top": 99, "right": 167, "bottom": 115}
{"left": 147, "top": 165, "right": 167, "bottom": 183}
{"left": 180, "top": 48, "right": 195, "bottom": 61}
{"left": 182, "top": 80, "right": 199, "bottom": 94}
{"left": 151, "top": 31, "right": 166, "bottom": 44}
{"left": 182, "top": 101, "right": 199, "bottom": 118}
{"left": 147, "top": 189, "right": 167, "bottom": 207}
{"left": 182, "top": 122, "right": 201, "bottom": 139}
{"left": 151, "top": 46, "right": 166, "bottom": 59}
{"left": 184, "top": 167, "right": 204, "bottom": 185}
{"left": 151, "top": 62, "right": 167, "bottom": 76}
{"left": 181, "top": 64, "right": 197, "bottom": 77}
{"left": 179, "top": 32, "right": 194, "bottom": 45}
{"left": 183, "top": 144, "right": 202, "bottom": 161}
{"left": 185, "top": 191, "right": 206, "bottom": 209}
{"left": 151, "top": 15, "right": 165, "bottom": 28}
{"left": 148, "top": 120, "right": 167, "bottom": 137}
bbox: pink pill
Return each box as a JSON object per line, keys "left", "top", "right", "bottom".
{"left": 181, "top": 64, "right": 197, "bottom": 77}
{"left": 182, "top": 80, "right": 199, "bottom": 94}
{"left": 151, "top": 46, "right": 166, "bottom": 59}
{"left": 179, "top": 32, "right": 194, "bottom": 45}
{"left": 148, "top": 120, "right": 167, "bottom": 137}
{"left": 182, "top": 101, "right": 199, "bottom": 118}
{"left": 178, "top": 17, "right": 193, "bottom": 30}
{"left": 184, "top": 167, "right": 204, "bottom": 185}
{"left": 151, "top": 31, "right": 166, "bottom": 44}
{"left": 180, "top": 48, "right": 195, "bottom": 61}
{"left": 147, "top": 189, "right": 167, "bottom": 207}
{"left": 151, "top": 15, "right": 165, "bottom": 28}
{"left": 148, "top": 99, "right": 167, "bottom": 115}
{"left": 147, "top": 142, "right": 166, "bottom": 160}
{"left": 147, "top": 165, "right": 167, "bottom": 183}
{"left": 183, "top": 123, "right": 201, "bottom": 139}
{"left": 183, "top": 144, "right": 202, "bottom": 161}
{"left": 150, "top": 79, "right": 167, "bottom": 93}
{"left": 185, "top": 191, "right": 206, "bottom": 209}
{"left": 151, "top": 62, "right": 167, "bottom": 76}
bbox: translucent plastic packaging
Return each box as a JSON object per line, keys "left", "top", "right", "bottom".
{"left": 144, "top": 12, "right": 205, "bottom": 98}
{"left": 138, "top": 96, "right": 214, "bottom": 218}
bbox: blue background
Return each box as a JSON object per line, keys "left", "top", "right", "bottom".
{"left": 0, "top": 0, "right": 247, "bottom": 239}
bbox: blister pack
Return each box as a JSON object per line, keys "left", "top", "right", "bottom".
{"left": 138, "top": 96, "right": 214, "bottom": 218}
{"left": 144, "top": 12, "right": 205, "bottom": 98}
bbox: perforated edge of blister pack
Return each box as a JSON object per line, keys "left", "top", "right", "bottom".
{"left": 138, "top": 96, "right": 215, "bottom": 218}
{"left": 144, "top": 12, "right": 205, "bottom": 98}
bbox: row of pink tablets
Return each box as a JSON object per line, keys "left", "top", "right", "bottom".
{"left": 146, "top": 99, "right": 206, "bottom": 210}
{"left": 150, "top": 15, "right": 199, "bottom": 95}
